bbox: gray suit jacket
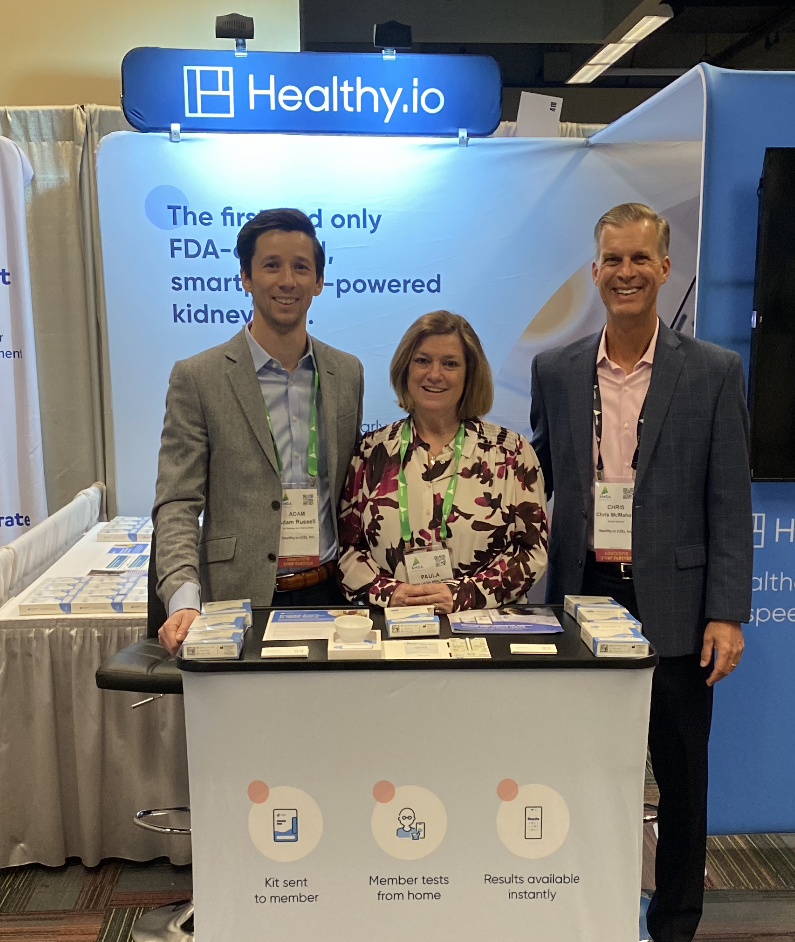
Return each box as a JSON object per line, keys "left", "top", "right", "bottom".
{"left": 530, "top": 320, "right": 753, "bottom": 657}
{"left": 153, "top": 328, "right": 364, "bottom": 608}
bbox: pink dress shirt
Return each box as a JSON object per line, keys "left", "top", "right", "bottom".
{"left": 589, "top": 319, "right": 659, "bottom": 549}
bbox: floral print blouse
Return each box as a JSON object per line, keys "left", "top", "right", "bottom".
{"left": 337, "top": 418, "right": 548, "bottom": 610}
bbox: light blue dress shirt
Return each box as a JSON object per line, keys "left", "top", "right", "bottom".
{"left": 167, "top": 326, "right": 336, "bottom": 616}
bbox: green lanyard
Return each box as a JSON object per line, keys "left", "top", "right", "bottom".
{"left": 397, "top": 420, "right": 466, "bottom": 546}
{"left": 263, "top": 366, "right": 320, "bottom": 481}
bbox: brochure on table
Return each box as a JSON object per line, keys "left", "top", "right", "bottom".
{"left": 449, "top": 608, "right": 563, "bottom": 634}
{"left": 264, "top": 610, "right": 364, "bottom": 642}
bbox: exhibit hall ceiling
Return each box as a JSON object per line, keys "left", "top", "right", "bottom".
{"left": 300, "top": 0, "right": 795, "bottom": 88}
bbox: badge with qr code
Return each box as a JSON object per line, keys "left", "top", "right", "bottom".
{"left": 404, "top": 548, "right": 454, "bottom": 585}
{"left": 593, "top": 479, "right": 633, "bottom": 562}
{"left": 278, "top": 486, "right": 320, "bottom": 569}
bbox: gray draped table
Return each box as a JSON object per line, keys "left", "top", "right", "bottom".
{"left": 0, "top": 526, "right": 189, "bottom": 867}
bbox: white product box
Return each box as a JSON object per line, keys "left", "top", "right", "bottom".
{"left": 382, "top": 639, "right": 452, "bottom": 660}
{"left": 563, "top": 595, "right": 616, "bottom": 618}
{"left": 384, "top": 605, "right": 440, "bottom": 638}
{"left": 190, "top": 613, "right": 248, "bottom": 632}
{"left": 20, "top": 574, "right": 147, "bottom": 614}
{"left": 182, "top": 626, "right": 245, "bottom": 659}
{"left": 581, "top": 621, "right": 649, "bottom": 658}
{"left": 97, "top": 516, "right": 153, "bottom": 542}
{"left": 202, "top": 599, "right": 253, "bottom": 627}
{"left": 327, "top": 629, "right": 383, "bottom": 660}
{"left": 575, "top": 606, "right": 636, "bottom": 627}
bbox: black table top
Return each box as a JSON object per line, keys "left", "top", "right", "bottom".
{"left": 178, "top": 605, "right": 657, "bottom": 673}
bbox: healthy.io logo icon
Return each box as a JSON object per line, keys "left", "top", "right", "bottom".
{"left": 371, "top": 780, "right": 447, "bottom": 860}
{"left": 495, "top": 779, "right": 570, "bottom": 859}
{"left": 247, "top": 780, "right": 323, "bottom": 862}
{"left": 144, "top": 185, "right": 189, "bottom": 230}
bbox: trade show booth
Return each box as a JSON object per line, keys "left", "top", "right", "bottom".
{"left": 1, "top": 39, "right": 794, "bottom": 942}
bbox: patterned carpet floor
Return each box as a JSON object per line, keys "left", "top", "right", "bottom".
{"left": 2, "top": 777, "right": 794, "bottom": 942}
{"left": 2, "top": 837, "right": 794, "bottom": 941}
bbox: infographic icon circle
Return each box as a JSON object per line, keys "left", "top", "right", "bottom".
{"left": 247, "top": 783, "right": 323, "bottom": 862}
{"left": 496, "top": 781, "right": 570, "bottom": 859}
{"left": 371, "top": 782, "right": 447, "bottom": 860}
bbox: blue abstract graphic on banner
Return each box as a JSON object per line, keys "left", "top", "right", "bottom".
{"left": 122, "top": 48, "right": 502, "bottom": 136}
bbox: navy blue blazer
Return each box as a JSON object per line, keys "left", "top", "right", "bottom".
{"left": 530, "top": 320, "right": 753, "bottom": 657}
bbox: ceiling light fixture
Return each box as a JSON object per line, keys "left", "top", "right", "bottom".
{"left": 567, "top": 5, "right": 673, "bottom": 84}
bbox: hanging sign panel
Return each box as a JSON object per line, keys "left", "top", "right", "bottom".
{"left": 121, "top": 48, "right": 502, "bottom": 136}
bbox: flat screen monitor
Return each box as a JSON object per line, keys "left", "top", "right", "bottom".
{"left": 748, "top": 147, "right": 795, "bottom": 481}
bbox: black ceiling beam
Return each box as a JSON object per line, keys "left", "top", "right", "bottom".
{"left": 707, "top": 2, "right": 795, "bottom": 65}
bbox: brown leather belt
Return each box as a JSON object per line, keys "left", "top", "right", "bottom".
{"left": 275, "top": 560, "right": 337, "bottom": 593}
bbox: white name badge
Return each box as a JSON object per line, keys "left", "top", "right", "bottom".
{"left": 278, "top": 487, "right": 320, "bottom": 569}
{"left": 593, "top": 480, "right": 633, "bottom": 563}
{"left": 405, "top": 547, "right": 454, "bottom": 585}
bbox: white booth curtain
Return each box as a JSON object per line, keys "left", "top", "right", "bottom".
{"left": 0, "top": 106, "right": 131, "bottom": 518}
{"left": 0, "top": 136, "right": 47, "bottom": 545}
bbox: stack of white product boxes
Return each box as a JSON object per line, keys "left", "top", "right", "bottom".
{"left": 97, "top": 516, "right": 154, "bottom": 542}
{"left": 564, "top": 595, "right": 650, "bottom": 658}
{"left": 181, "top": 599, "right": 253, "bottom": 659}
{"left": 19, "top": 574, "right": 148, "bottom": 614}
{"left": 384, "top": 605, "right": 440, "bottom": 638}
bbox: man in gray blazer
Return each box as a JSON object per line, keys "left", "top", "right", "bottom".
{"left": 531, "top": 203, "right": 752, "bottom": 942}
{"left": 155, "top": 209, "right": 364, "bottom": 655}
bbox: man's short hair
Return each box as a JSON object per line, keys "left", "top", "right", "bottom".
{"left": 390, "top": 310, "right": 494, "bottom": 421}
{"left": 594, "top": 202, "right": 670, "bottom": 260}
{"left": 237, "top": 208, "right": 325, "bottom": 281}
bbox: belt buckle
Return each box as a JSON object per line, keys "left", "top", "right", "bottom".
{"left": 619, "top": 563, "right": 633, "bottom": 580}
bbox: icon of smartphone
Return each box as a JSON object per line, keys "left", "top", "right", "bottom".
{"left": 415, "top": 822, "right": 425, "bottom": 840}
{"left": 273, "top": 808, "right": 298, "bottom": 842}
{"left": 525, "top": 806, "right": 542, "bottom": 840}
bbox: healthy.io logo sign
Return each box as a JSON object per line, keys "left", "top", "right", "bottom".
{"left": 184, "top": 66, "right": 234, "bottom": 118}
{"left": 121, "top": 48, "right": 501, "bottom": 136}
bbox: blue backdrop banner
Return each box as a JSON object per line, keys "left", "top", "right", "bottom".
{"left": 121, "top": 48, "right": 502, "bottom": 136}
{"left": 696, "top": 65, "right": 795, "bottom": 833}
{"left": 96, "top": 131, "right": 699, "bottom": 517}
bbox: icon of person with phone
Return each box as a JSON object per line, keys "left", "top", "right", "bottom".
{"left": 396, "top": 807, "right": 425, "bottom": 840}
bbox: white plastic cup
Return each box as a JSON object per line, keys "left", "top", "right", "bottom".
{"left": 334, "top": 614, "right": 373, "bottom": 643}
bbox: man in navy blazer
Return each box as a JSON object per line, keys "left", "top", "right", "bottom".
{"left": 531, "top": 203, "right": 752, "bottom": 942}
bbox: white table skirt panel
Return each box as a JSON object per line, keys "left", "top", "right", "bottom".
{"left": 0, "top": 620, "right": 190, "bottom": 867}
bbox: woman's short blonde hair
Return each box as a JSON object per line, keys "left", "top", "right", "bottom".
{"left": 389, "top": 311, "right": 493, "bottom": 420}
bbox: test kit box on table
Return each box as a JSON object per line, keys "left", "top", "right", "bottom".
{"left": 575, "top": 608, "right": 641, "bottom": 628}
{"left": 563, "top": 595, "right": 621, "bottom": 619}
{"left": 384, "top": 605, "right": 440, "bottom": 637}
{"left": 580, "top": 620, "right": 650, "bottom": 658}
{"left": 96, "top": 516, "right": 153, "bottom": 542}
{"left": 327, "top": 630, "right": 383, "bottom": 659}
{"left": 182, "top": 627, "right": 246, "bottom": 659}
{"left": 565, "top": 594, "right": 648, "bottom": 658}
{"left": 19, "top": 574, "right": 147, "bottom": 615}
{"left": 202, "top": 599, "right": 253, "bottom": 627}
{"left": 181, "top": 612, "right": 250, "bottom": 659}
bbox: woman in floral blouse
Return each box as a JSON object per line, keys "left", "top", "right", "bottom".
{"left": 337, "top": 311, "right": 548, "bottom": 612}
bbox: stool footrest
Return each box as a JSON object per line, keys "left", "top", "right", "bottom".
{"left": 134, "top": 806, "right": 191, "bottom": 835}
